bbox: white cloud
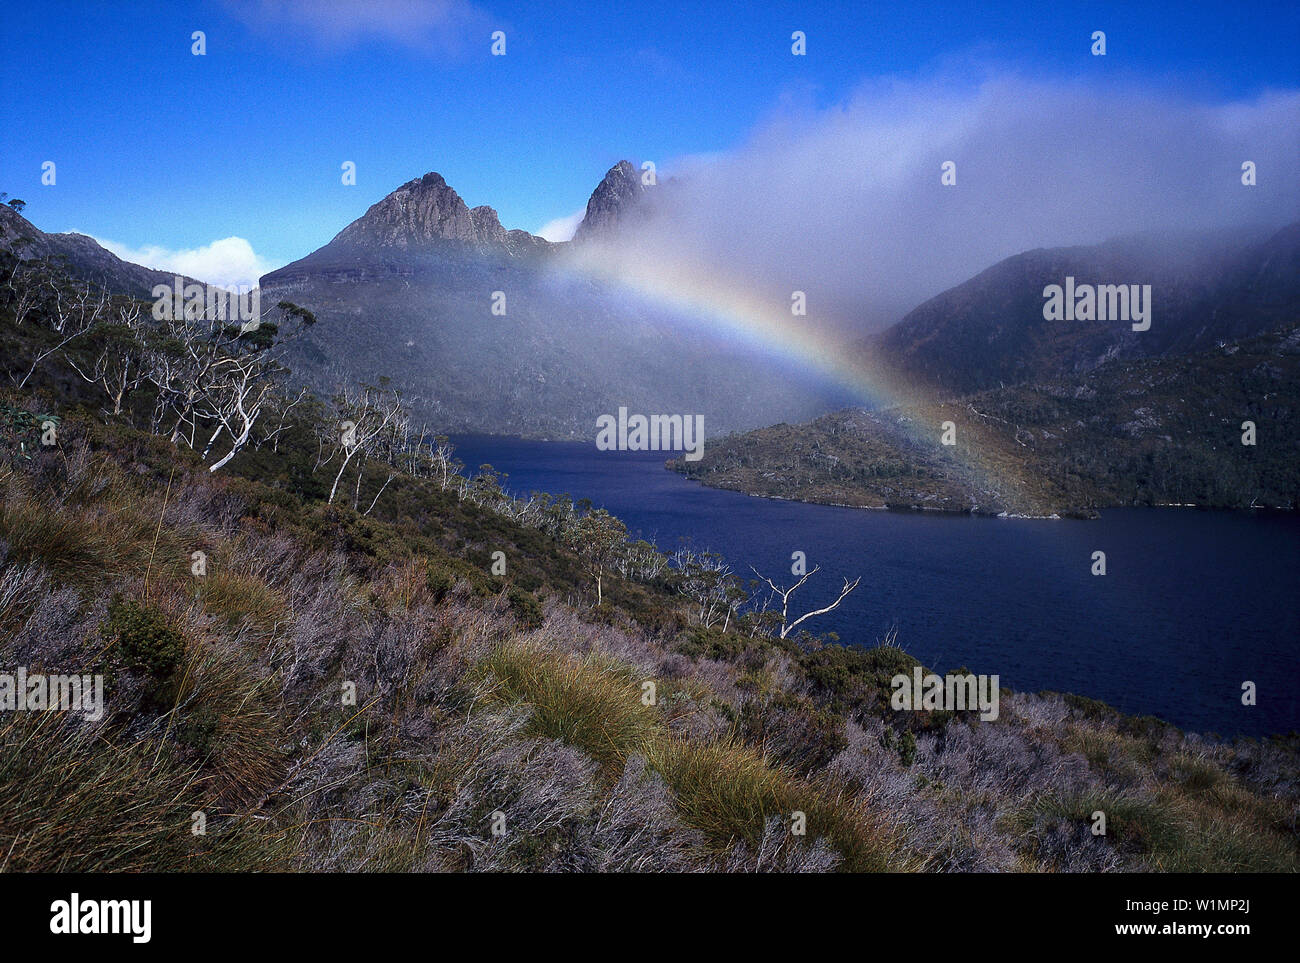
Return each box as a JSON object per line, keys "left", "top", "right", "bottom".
{"left": 536, "top": 207, "right": 586, "bottom": 242}
{"left": 584, "top": 74, "right": 1300, "bottom": 334}
{"left": 92, "top": 236, "right": 281, "bottom": 291}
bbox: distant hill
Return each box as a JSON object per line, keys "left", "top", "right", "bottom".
{"left": 867, "top": 224, "right": 1300, "bottom": 398}
{"left": 673, "top": 323, "right": 1300, "bottom": 516}
{"left": 0, "top": 203, "right": 202, "bottom": 298}
{"left": 260, "top": 163, "right": 838, "bottom": 438}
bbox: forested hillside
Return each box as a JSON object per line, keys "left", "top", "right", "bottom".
{"left": 674, "top": 325, "right": 1300, "bottom": 517}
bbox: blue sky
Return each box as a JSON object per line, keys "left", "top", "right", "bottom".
{"left": 2, "top": 0, "right": 1297, "bottom": 285}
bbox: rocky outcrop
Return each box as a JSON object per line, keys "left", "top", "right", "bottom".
{"left": 256, "top": 164, "right": 834, "bottom": 439}
{"left": 572, "top": 160, "right": 647, "bottom": 242}
{"left": 325, "top": 172, "right": 554, "bottom": 257}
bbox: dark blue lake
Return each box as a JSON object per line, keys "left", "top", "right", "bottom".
{"left": 452, "top": 435, "right": 1300, "bottom": 739}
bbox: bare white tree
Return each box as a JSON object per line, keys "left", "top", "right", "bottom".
{"left": 13, "top": 277, "right": 108, "bottom": 388}
{"left": 65, "top": 299, "right": 149, "bottom": 415}
{"left": 673, "top": 546, "right": 741, "bottom": 629}
{"left": 319, "top": 383, "right": 411, "bottom": 511}
{"left": 143, "top": 297, "right": 315, "bottom": 472}
{"left": 198, "top": 354, "right": 278, "bottom": 472}
{"left": 750, "top": 564, "right": 862, "bottom": 640}
{"left": 430, "top": 436, "right": 460, "bottom": 491}
{"left": 254, "top": 384, "right": 311, "bottom": 454}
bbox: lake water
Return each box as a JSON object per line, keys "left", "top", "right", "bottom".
{"left": 451, "top": 435, "right": 1300, "bottom": 739}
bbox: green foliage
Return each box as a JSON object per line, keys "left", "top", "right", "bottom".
{"left": 565, "top": 508, "right": 628, "bottom": 603}
{"left": 425, "top": 554, "right": 492, "bottom": 601}
{"left": 0, "top": 402, "right": 57, "bottom": 462}
{"left": 798, "top": 642, "right": 919, "bottom": 714}
{"left": 507, "top": 586, "right": 544, "bottom": 630}
{"left": 898, "top": 729, "right": 917, "bottom": 766}
{"left": 101, "top": 596, "right": 185, "bottom": 702}
{"left": 674, "top": 625, "right": 753, "bottom": 660}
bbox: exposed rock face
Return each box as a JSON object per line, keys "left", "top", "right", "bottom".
{"left": 468, "top": 204, "right": 506, "bottom": 244}
{"left": 258, "top": 164, "right": 837, "bottom": 438}
{"left": 329, "top": 172, "right": 553, "bottom": 255}
{"left": 572, "top": 160, "right": 646, "bottom": 242}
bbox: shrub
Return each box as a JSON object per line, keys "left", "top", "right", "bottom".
{"left": 738, "top": 693, "right": 848, "bottom": 775}
{"left": 898, "top": 730, "right": 917, "bottom": 766}
{"left": 507, "top": 586, "right": 544, "bottom": 630}
{"left": 101, "top": 596, "right": 185, "bottom": 704}
{"left": 674, "top": 626, "right": 752, "bottom": 661}
{"left": 426, "top": 554, "right": 491, "bottom": 602}
{"left": 799, "top": 642, "right": 919, "bottom": 713}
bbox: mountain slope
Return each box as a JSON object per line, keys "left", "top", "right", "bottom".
{"left": 673, "top": 323, "right": 1300, "bottom": 515}
{"left": 0, "top": 203, "right": 201, "bottom": 298}
{"left": 868, "top": 224, "right": 1300, "bottom": 398}
{"left": 261, "top": 166, "right": 838, "bottom": 438}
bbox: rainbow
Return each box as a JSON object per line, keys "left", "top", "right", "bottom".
{"left": 556, "top": 243, "right": 1046, "bottom": 514}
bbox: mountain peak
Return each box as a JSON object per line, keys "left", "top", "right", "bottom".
{"left": 468, "top": 204, "right": 506, "bottom": 244}
{"left": 329, "top": 171, "right": 553, "bottom": 255}
{"left": 331, "top": 171, "right": 488, "bottom": 249}
{"left": 573, "top": 160, "right": 646, "bottom": 242}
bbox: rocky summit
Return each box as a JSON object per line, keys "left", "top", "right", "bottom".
{"left": 258, "top": 162, "right": 836, "bottom": 438}
{"left": 572, "top": 160, "right": 649, "bottom": 242}
{"left": 324, "top": 172, "right": 553, "bottom": 257}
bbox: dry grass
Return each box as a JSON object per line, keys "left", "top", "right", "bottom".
{"left": 478, "top": 642, "right": 906, "bottom": 871}
{"left": 2, "top": 410, "right": 1295, "bottom": 874}
{"left": 199, "top": 570, "right": 288, "bottom": 645}
{"left": 479, "top": 644, "right": 658, "bottom": 770}
{"left": 0, "top": 711, "right": 291, "bottom": 872}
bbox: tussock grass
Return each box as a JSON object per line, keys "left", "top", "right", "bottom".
{"left": 0, "top": 481, "right": 191, "bottom": 587}
{"left": 643, "top": 736, "right": 901, "bottom": 871}
{"left": 199, "top": 570, "right": 288, "bottom": 644}
{"left": 173, "top": 645, "right": 285, "bottom": 806}
{"left": 0, "top": 712, "right": 291, "bottom": 872}
{"left": 478, "top": 642, "right": 905, "bottom": 870}
{"left": 0, "top": 498, "right": 116, "bottom": 580}
{"left": 1169, "top": 751, "right": 1227, "bottom": 797}
{"left": 479, "top": 644, "right": 657, "bottom": 770}
{"left": 1018, "top": 789, "right": 1185, "bottom": 857}
{"left": 1156, "top": 789, "right": 1298, "bottom": 872}
{"left": 1011, "top": 784, "right": 1299, "bottom": 872}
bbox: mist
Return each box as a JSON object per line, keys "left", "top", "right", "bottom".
{"left": 583, "top": 73, "right": 1300, "bottom": 338}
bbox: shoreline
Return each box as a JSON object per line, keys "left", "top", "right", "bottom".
{"left": 665, "top": 464, "right": 1297, "bottom": 522}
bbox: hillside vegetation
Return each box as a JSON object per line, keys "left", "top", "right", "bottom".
{"left": 1, "top": 243, "right": 1297, "bottom": 872}
{"left": 673, "top": 325, "right": 1300, "bottom": 517}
